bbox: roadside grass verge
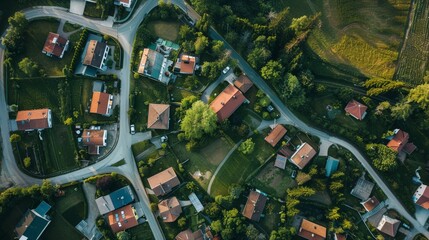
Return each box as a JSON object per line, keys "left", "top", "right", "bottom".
{"left": 131, "top": 140, "right": 154, "bottom": 157}
{"left": 63, "top": 22, "right": 81, "bottom": 32}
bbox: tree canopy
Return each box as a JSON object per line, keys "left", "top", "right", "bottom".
{"left": 2, "top": 11, "right": 28, "bottom": 55}
{"left": 180, "top": 100, "right": 217, "bottom": 140}
{"left": 238, "top": 138, "right": 255, "bottom": 155}
{"left": 366, "top": 143, "right": 397, "bottom": 171}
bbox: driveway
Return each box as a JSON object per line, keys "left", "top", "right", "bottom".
{"left": 70, "top": 0, "right": 86, "bottom": 15}
{"left": 131, "top": 131, "right": 152, "bottom": 144}
{"left": 82, "top": 182, "right": 101, "bottom": 239}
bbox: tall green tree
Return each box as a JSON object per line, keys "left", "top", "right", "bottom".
{"left": 247, "top": 47, "right": 271, "bottom": 70}
{"left": 260, "top": 60, "right": 282, "bottom": 84}
{"left": 2, "top": 11, "right": 28, "bottom": 55}
{"left": 238, "top": 138, "right": 255, "bottom": 155}
{"left": 18, "top": 58, "right": 40, "bottom": 77}
{"left": 116, "top": 231, "right": 130, "bottom": 240}
{"left": 366, "top": 144, "right": 397, "bottom": 171}
{"left": 194, "top": 33, "right": 209, "bottom": 54}
{"left": 407, "top": 84, "right": 429, "bottom": 110}
{"left": 180, "top": 101, "right": 217, "bottom": 140}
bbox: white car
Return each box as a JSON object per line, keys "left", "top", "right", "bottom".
{"left": 130, "top": 124, "right": 136, "bottom": 135}
{"left": 222, "top": 66, "right": 230, "bottom": 74}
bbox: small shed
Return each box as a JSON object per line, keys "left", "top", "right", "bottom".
{"left": 325, "top": 156, "right": 340, "bottom": 177}
{"left": 189, "top": 193, "right": 204, "bottom": 213}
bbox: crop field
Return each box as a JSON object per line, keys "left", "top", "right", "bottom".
{"left": 394, "top": 0, "right": 429, "bottom": 84}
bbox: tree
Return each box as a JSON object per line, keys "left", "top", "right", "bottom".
{"left": 246, "top": 224, "right": 260, "bottom": 239}
{"left": 178, "top": 217, "right": 187, "bottom": 228}
{"left": 2, "top": 12, "right": 28, "bottom": 55}
{"left": 194, "top": 33, "right": 209, "bottom": 54}
{"left": 40, "top": 179, "right": 57, "bottom": 199}
{"left": 366, "top": 144, "right": 397, "bottom": 171}
{"left": 407, "top": 84, "right": 429, "bottom": 110}
{"left": 64, "top": 117, "right": 73, "bottom": 125}
{"left": 342, "top": 219, "right": 353, "bottom": 230}
{"left": 204, "top": 202, "right": 220, "bottom": 218}
{"left": 23, "top": 157, "right": 31, "bottom": 168}
{"left": 186, "top": 182, "right": 197, "bottom": 191}
{"left": 280, "top": 73, "right": 306, "bottom": 108}
{"left": 238, "top": 138, "right": 255, "bottom": 155}
{"left": 116, "top": 231, "right": 130, "bottom": 240}
{"left": 390, "top": 102, "right": 413, "bottom": 121}
{"left": 247, "top": 47, "right": 271, "bottom": 70}
{"left": 179, "top": 25, "right": 194, "bottom": 41}
{"left": 287, "top": 186, "right": 316, "bottom": 198}
{"left": 290, "top": 15, "right": 312, "bottom": 34}
{"left": 9, "top": 133, "right": 21, "bottom": 143}
{"left": 150, "top": 202, "right": 158, "bottom": 212}
{"left": 180, "top": 101, "right": 217, "bottom": 140}
{"left": 327, "top": 207, "right": 341, "bottom": 220}
{"left": 364, "top": 77, "right": 405, "bottom": 96}
{"left": 211, "top": 220, "right": 223, "bottom": 233}
{"left": 260, "top": 60, "right": 282, "bottom": 84}
{"left": 211, "top": 40, "right": 224, "bottom": 57}
{"left": 18, "top": 58, "right": 40, "bottom": 77}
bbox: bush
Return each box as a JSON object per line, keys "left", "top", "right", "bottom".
{"left": 23, "top": 157, "right": 31, "bottom": 168}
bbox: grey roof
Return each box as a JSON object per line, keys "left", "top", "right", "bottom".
{"left": 34, "top": 201, "right": 51, "bottom": 217}
{"left": 351, "top": 176, "right": 375, "bottom": 200}
{"left": 95, "top": 185, "right": 135, "bottom": 215}
{"left": 189, "top": 193, "right": 204, "bottom": 213}
{"left": 92, "top": 81, "right": 104, "bottom": 92}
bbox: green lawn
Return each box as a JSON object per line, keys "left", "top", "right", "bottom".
{"left": 128, "top": 223, "right": 155, "bottom": 240}
{"left": 170, "top": 87, "right": 199, "bottom": 103}
{"left": 249, "top": 163, "right": 296, "bottom": 198}
{"left": 83, "top": 2, "right": 107, "bottom": 19}
{"left": 132, "top": 140, "right": 154, "bottom": 157}
{"left": 147, "top": 20, "right": 181, "bottom": 42}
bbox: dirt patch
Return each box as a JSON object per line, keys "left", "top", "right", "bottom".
{"left": 255, "top": 164, "right": 297, "bottom": 196}
{"left": 192, "top": 170, "right": 212, "bottom": 188}
{"left": 200, "top": 138, "right": 231, "bottom": 165}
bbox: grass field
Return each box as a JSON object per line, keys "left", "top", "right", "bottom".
{"left": 63, "top": 22, "right": 82, "bottom": 33}
{"left": 147, "top": 20, "right": 181, "bottom": 42}
{"left": 249, "top": 163, "right": 296, "bottom": 198}
{"left": 128, "top": 223, "right": 155, "bottom": 240}
{"left": 132, "top": 140, "right": 154, "bottom": 157}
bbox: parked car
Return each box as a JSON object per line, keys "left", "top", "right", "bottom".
{"left": 291, "top": 170, "right": 297, "bottom": 179}
{"left": 222, "top": 66, "right": 230, "bottom": 74}
{"left": 130, "top": 124, "right": 136, "bottom": 135}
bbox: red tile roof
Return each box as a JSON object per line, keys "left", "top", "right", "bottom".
{"left": 147, "top": 104, "right": 170, "bottom": 129}
{"left": 90, "top": 92, "right": 111, "bottom": 115}
{"left": 16, "top": 109, "right": 52, "bottom": 131}
{"left": 242, "top": 190, "right": 267, "bottom": 222}
{"left": 82, "top": 129, "right": 107, "bottom": 154}
{"left": 159, "top": 197, "right": 182, "bottom": 222}
{"left": 290, "top": 142, "right": 317, "bottom": 169}
{"left": 387, "top": 129, "right": 409, "bottom": 152}
{"left": 234, "top": 74, "right": 253, "bottom": 93}
{"left": 264, "top": 125, "right": 287, "bottom": 147}
{"left": 147, "top": 167, "right": 180, "bottom": 197}
{"left": 334, "top": 233, "right": 347, "bottom": 240}
{"left": 377, "top": 215, "right": 400, "bottom": 237}
{"left": 107, "top": 204, "right": 138, "bottom": 233}
{"left": 298, "top": 219, "right": 326, "bottom": 240}
{"left": 210, "top": 84, "right": 245, "bottom": 121}
{"left": 42, "top": 32, "right": 68, "bottom": 58}
{"left": 345, "top": 100, "right": 367, "bottom": 120}
{"left": 361, "top": 196, "right": 380, "bottom": 212}
{"left": 414, "top": 184, "right": 429, "bottom": 209}
{"left": 179, "top": 55, "right": 196, "bottom": 74}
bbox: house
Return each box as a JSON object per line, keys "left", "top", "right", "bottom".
{"left": 345, "top": 99, "right": 367, "bottom": 120}
{"left": 138, "top": 48, "right": 171, "bottom": 84}
{"left": 297, "top": 219, "right": 326, "bottom": 240}
{"left": 274, "top": 154, "right": 287, "bottom": 169}
{"left": 90, "top": 92, "right": 113, "bottom": 116}
{"left": 210, "top": 84, "right": 246, "bottom": 122}
{"left": 107, "top": 204, "right": 139, "bottom": 233}
{"left": 233, "top": 74, "right": 253, "bottom": 93}
{"left": 189, "top": 193, "right": 204, "bottom": 213}
{"left": 334, "top": 233, "right": 347, "bottom": 240}
{"left": 174, "top": 54, "right": 197, "bottom": 74}
{"left": 147, "top": 167, "right": 180, "bottom": 197}
{"left": 159, "top": 197, "right": 182, "bottom": 222}
{"left": 147, "top": 103, "right": 170, "bottom": 129}
{"left": 114, "top": 0, "right": 132, "bottom": 8}
{"left": 15, "top": 201, "right": 51, "bottom": 240}
{"left": 264, "top": 124, "right": 287, "bottom": 147}
{"left": 82, "top": 129, "right": 107, "bottom": 155}
{"left": 290, "top": 142, "right": 317, "bottom": 170}
{"left": 361, "top": 196, "right": 380, "bottom": 212}
{"left": 242, "top": 190, "right": 267, "bottom": 222}
{"left": 387, "top": 129, "right": 416, "bottom": 155}
{"left": 175, "top": 225, "right": 213, "bottom": 240}
{"left": 83, "top": 39, "right": 109, "bottom": 73}
{"left": 413, "top": 184, "right": 429, "bottom": 209}
{"left": 42, "top": 32, "right": 69, "bottom": 58}
{"left": 351, "top": 176, "right": 375, "bottom": 201}
{"left": 325, "top": 156, "right": 340, "bottom": 177}
{"left": 377, "top": 215, "right": 400, "bottom": 237}
{"left": 156, "top": 38, "right": 180, "bottom": 54}
{"left": 95, "top": 185, "right": 135, "bottom": 215}
{"left": 16, "top": 108, "right": 52, "bottom": 131}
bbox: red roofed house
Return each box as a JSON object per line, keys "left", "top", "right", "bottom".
{"left": 107, "top": 204, "right": 139, "bottom": 233}
{"left": 158, "top": 197, "right": 182, "bottom": 222}
{"left": 387, "top": 129, "right": 416, "bottom": 155}
{"left": 377, "top": 215, "right": 400, "bottom": 237}
{"left": 147, "top": 167, "right": 180, "bottom": 197}
{"left": 175, "top": 225, "right": 213, "bottom": 240}
{"left": 174, "top": 54, "right": 197, "bottom": 74}
{"left": 210, "top": 84, "right": 246, "bottom": 122}
{"left": 16, "top": 109, "right": 52, "bottom": 131}
{"left": 82, "top": 129, "right": 107, "bottom": 155}
{"left": 242, "top": 190, "right": 267, "bottom": 222}
{"left": 345, "top": 100, "right": 367, "bottom": 120}
{"left": 90, "top": 92, "right": 113, "bottom": 116}
{"left": 361, "top": 196, "right": 380, "bottom": 212}
{"left": 114, "top": 0, "right": 132, "bottom": 8}
{"left": 413, "top": 184, "right": 429, "bottom": 209}
{"left": 42, "top": 32, "right": 69, "bottom": 58}
{"left": 264, "top": 124, "right": 287, "bottom": 147}
{"left": 298, "top": 219, "right": 326, "bottom": 240}
{"left": 290, "top": 142, "right": 317, "bottom": 170}
{"left": 334, "top": 233, "right": 347, "bottom": 240}
{"left": 147, "top": 104, "right": 170, "bottom": 130}
{"left": 234, "top": 74, "right": 253, "bottom": 93}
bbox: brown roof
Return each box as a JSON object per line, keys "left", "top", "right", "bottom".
{"left": 42, "top": 32, "right": 68, "bottom": 58}
{"left": 361, "top": 196, "right": 380, "bottom": 212}
{"left": 377, "top": 215, "right": 400, "bottom": 237}
{"left": 403, "top": 142, "right": 417, "bottom": 154}
{"left": 147, "top": 167, "right": 180, "bottom": 197}
{"left": 234, "top": 74, "right": 253, "bottom": 93}
{"left": 147, "top": 104, "right": 170, "bottom": 129}
{"left": 387, "top": 129, "right": 409, "bottom": 152}
{"left": 16, "top": 108, "right": 51, "bottom": 130}
{"left": 290, "top": 142, "right": 317, "bottom": 169}
{"left": 298, "top": 219, "right": 327, "bottom": 240}
{"left": 210, "top": 84, "right": 245, "bottom": 121}
{"left": 414, "top": 184, "right": 429, "bottom": 209}
{"left": 83, "top": 40, "right": 108, "bottom": 69}
{"left": 179, "top": 55, "right": 196, "bottom": 74}
{"left": 242, "top": 190, "right": 267, "bottom": 222}
{"left": 278, "top": 145, "right": 294, "bottom": 158}
{"left": 274, "top": 154, "right": 287, "bottom": 169}
{"left": 90, "top": 92, "right": 111, "bottom": 115}
{"left": 107, "top": 204, "right": 138, "bottom": 233}
{"left": 345, "top": 100, "right": 367, "bottom": 120}
{"left": 334, "top": 233, "right": 347, "bottom": 240}
{"left": 264, "top": 124, "right": 287, "bottom": 147}
{"left": 82, "top": 129, "right": 107, "bottom": 153}
{"left": 159, "top": 197, "right": 182, "bottom": 222}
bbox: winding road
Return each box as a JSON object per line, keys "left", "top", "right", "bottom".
{"left": 0, "top": 0, "right": 428, "bottom": 239}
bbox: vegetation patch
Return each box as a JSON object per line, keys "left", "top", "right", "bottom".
{"left": 147, "top": 20, "right": 181, "bottom": 42}
{"left": 131, "top": 140, "right": 154, "bottom": 157}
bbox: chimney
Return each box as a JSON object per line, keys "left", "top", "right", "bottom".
{"left": 221, "top": 102, "right": 225, "bottom": 105}
{"left": 232, "top": 95, "right": 236, "bottom": 99}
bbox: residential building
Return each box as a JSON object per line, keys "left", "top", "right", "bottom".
{"left": 264, "top": 124, "right": 287, "bottom": 147}
{"left": 82, "top": 129, "right": 107, "bottom": 155}
{"left": 42, "top": 32, "right": 69, "bottom": 58}
{"left": 290, "top": 142, "right": 317, "bottom": 170}
{"left": 75, "top": 34, "right": 109, "bottom": 77}
{"left": 147, "top": 103, "right": 170, "bottom": 129}
{"left": 413, "top": 184, "right": 429, "bottom": 209}
{"left": 345, "top": 99, "right": 367, "bottom": 120}
{"left": 174, "top": 54, "right": 197, "bottom": 74}
{"left": 278, "top": 145, "right": 294, "bottom": 158}
{"left": 16, "top": 108, "right": 52, "bottom": 131}
{"left": 351, "top": 176, "right": 375, "bottom": 201}
{"left": 361, "top": 196, "right": 380, "bottom": 212}
{"left": 377, "top": 215, "right": 400, "bottom": 237}
{"left": 114, "top": 0, "right": 132, "bottom": 8}
{"left": 334, "top": 233, "right": 347, "bottom": 240}
{"left": 297, "top": 219, "right": 326, "bottom": 240}
{"left": 107, "top": 204, "right": 139, "bottom": 233}
{"left": 210, "top": 84, "right": 246, "bottom": 122}
{"left": 95, "top": 185, "right": 135, "bottom": 215}
{"left": 175, "top": 225, "right": 213, "bottom": 240}
{"left": 242, "top": 190, "right": 267, "bottom": 222}
{"left": 138, "top": 48, "right": 171, "bottom": 84}
{"left": 325, "top": 156, "right": 340, "bottom": 177}
{"left": 15, "top": 201, "right": 51, "bottom": 240}
{"left": 274, "top": 154, "right": 287, "bottom": 169}
{"left": 233, "top": 74, "right": 253, "bottom": 93}
{"left": 156, "top": 38, "right": 180, "bottom": 54}
{"left": 147, "top": 167, "right": 180, "bottom": 197}
{"left": 90, "top": 92, "right": 114, "bottom": 116}
{"left": 159, "top": 197, "right": 182, "bottom": 222}
{"left": 387, "top": 129, "right": 416, "bottom": 154}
